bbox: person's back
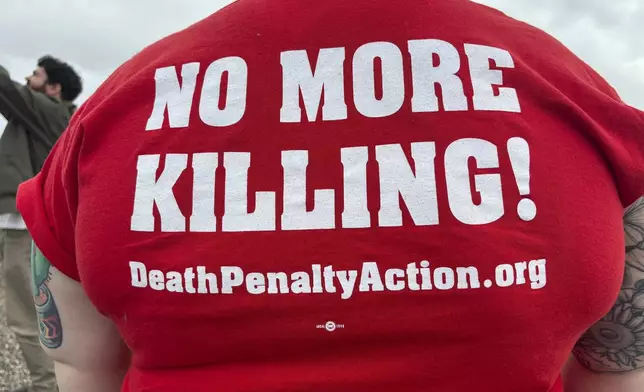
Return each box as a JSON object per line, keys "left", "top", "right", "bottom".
{"left": 17, "top": 0, "right": 644, "bottom": 391}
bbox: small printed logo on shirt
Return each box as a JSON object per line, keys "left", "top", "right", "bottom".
{"left": 317, "top": 321, "right": 345, "bottom": 332}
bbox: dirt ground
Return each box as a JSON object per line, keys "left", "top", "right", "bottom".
{"left": 0, "top": 258, "right": 31, "bottom": 392}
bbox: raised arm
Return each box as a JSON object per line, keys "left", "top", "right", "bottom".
{"left": 31, "top": 245, "right": 130, "bottom": 392}
{"left": 565, "top": 197, "right": 644, "bottom": 391}
{"left": 0, "top": 65, "right": 59, "bottom": 148}
{"left": 0, "top": 65, "right": 42, "bottom": 128}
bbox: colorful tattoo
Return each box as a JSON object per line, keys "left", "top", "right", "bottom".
{"left": 31, "top": 244, "right": 63, "bottom": 349}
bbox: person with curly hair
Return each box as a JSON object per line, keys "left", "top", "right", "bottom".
{"left": 0, "top": 55, "right": 82, "bottom": 392}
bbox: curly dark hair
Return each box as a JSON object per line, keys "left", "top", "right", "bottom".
{"left": 38, "top": 55, "right": 83, "bottom": 102}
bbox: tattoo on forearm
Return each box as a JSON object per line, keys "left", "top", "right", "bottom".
{"left": 31, "top": 244, "right": 63, "bottom": 349}
{"left": 573, "top": 198, "right": 644, "bottom": 372}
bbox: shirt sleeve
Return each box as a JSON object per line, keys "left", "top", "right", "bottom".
{"left": 17, "top": 115, "right": 84, "bottom": 281}
{"left": 575, "top": 64, "right": 644, "bottom": 208}
{"left": 603, "top": 103, "right": 644, "bottom": 208}
{"left": 0, "top": 64, "right": 60, "bottom": 149}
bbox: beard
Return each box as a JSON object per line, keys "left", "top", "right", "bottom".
{"left": 28, "top": 82, "right": 46, "bottom": 94}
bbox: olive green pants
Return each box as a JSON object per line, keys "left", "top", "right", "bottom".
{"left": 1, "top": 229, "right": 57, "bottom": 392}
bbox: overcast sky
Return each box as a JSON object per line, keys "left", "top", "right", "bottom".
{"left": 1, "top": 0, "right": 643, "bottom": 132}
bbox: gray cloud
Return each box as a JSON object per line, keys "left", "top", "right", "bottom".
{"left": 1, "top": 0, "right": 643, "bottom": 133}
{"left": 474, "top": 0, "right": 644, "bottom": 108}
{"left": 0, "top": 0, "right": 233, "bottom": 74}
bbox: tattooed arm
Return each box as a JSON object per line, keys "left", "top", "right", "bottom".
{"left": 31, "top": 245, "right": 130, "bottom": 392}
{"left": 564, "top": 197, "right": 644, "bottom": 391}
{"left": 32, "top": 247, "right": 63, "bottom": 349}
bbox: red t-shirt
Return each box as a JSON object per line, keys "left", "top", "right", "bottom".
{"left": 17, "top": 0, "right": 644, "bottom": 391}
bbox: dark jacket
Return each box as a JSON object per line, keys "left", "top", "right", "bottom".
{"left": 0, "top": 64, "right": 75, "bottom": 214}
